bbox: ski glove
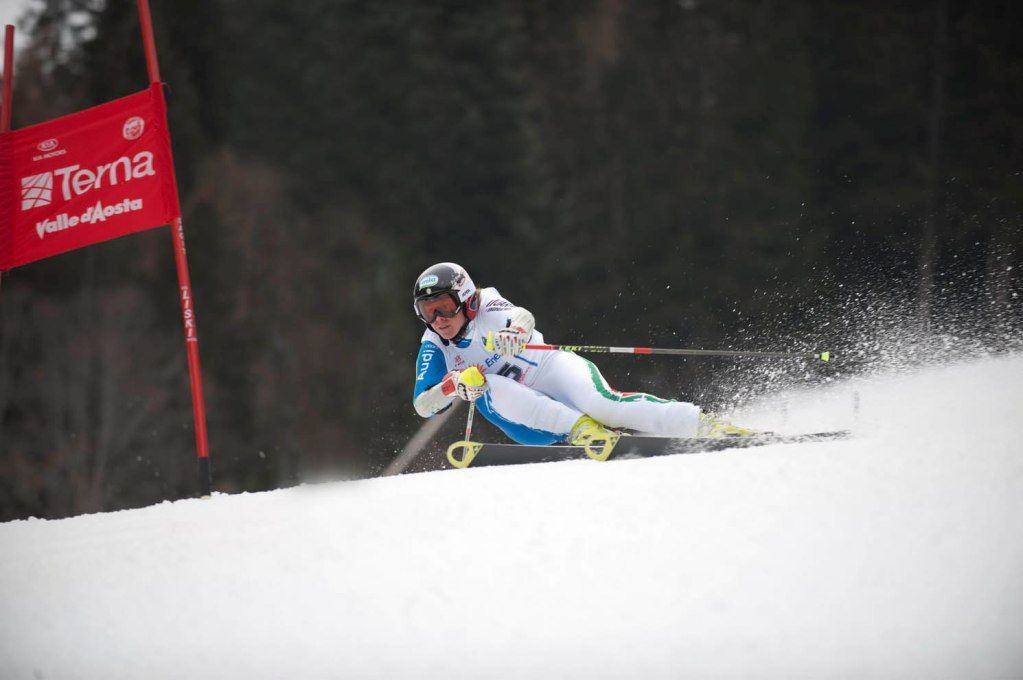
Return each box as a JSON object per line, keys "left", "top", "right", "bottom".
{"left": 487, "top": 308, "right": 535, "bottom": 357}
{"left": 489, "top": 329, "right": 527, "bottom": 357}
{"left": 441, "top": 367, "right": 488, "bottom": 402}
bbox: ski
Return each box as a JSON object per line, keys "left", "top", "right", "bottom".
{"left": 446, "top": 431, "right": 851, "bottom": 468}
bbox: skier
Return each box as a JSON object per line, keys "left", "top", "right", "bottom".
{"left": 412, "top": 262, "right": 750, "bottom": 452}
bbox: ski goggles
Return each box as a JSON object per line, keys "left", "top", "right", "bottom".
{"left": 415, "top": 293, "right": 462, "bottom": 323}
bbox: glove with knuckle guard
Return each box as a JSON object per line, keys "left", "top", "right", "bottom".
{"left": 441, "top": 366, "right": 488, "bottom": 402}
{"left": 491, "top": 327, "right": 529, "bottom": 357}
{"left": 487, "top": 308, "right": 535, "bottom": 357}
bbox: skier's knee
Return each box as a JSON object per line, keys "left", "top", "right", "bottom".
{"left": 578, "top": 395, "right": 620, "bottom": 425}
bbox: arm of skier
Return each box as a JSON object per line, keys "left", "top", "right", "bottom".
{"left": 413, "top": 341, "right": 454, "bottom": 417}
{"left": 413, "top": 342, "right": 489, "bottom": 417}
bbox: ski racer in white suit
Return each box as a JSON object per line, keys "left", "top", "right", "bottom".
{"left": 412, "top": 263, "right": 744, "bottom": 446}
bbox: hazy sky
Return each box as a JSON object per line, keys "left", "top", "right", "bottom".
{"left": 0, "top": 0, "right": 31, "bottom": 33}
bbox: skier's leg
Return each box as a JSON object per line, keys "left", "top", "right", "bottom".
{"left": 475, "top": 374, "right": 583, "bottom": 445}
{"left": 536, "top": 352, "right": 701, "bottom": 437}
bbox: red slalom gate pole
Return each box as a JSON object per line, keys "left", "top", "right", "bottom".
{"left": 137, "top": 0, "right": 213, "bottom": 495}
{"left": 1, "top": 25, "right": 13, "bottom": 295}
{"left": 2, "top": 25, "right": 12, "bottom": 132}
{"left": 171, "top": 216, "right": 212, "bottom": 493}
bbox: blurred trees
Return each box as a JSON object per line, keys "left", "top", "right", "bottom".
{"left": 1, "top": 0, "right": 1020, "bottom": 519}
{"left": 1, "top": 282, "right": 192, "bottom": 517}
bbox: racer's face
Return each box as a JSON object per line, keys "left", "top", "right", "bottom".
{"left": 416, "top": 293, "right": 467, "bottom": 340}
{"left": 431, "top": 308, "right": 466, "bottom": 340}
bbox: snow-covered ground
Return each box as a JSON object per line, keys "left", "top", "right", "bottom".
{"left": 2, "top": 354, "right": 1022, "bottom": 679}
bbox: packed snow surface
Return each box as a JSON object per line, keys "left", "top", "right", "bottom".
{"left": 2, "top": 355, "right": 1022, "bottom": 679}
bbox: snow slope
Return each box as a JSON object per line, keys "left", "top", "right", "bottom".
{"left": 2, "top": 355, "right": 1022, "bottom": 679}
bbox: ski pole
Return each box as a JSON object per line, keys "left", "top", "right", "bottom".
{"left": 446, "top": 367, "right": 487, "bottom": 468}
{"left": 522, "top": 343, "right": 830, "bottom": 362}
{"left": 464, "top": 394, "right": 477, "bottom": 442}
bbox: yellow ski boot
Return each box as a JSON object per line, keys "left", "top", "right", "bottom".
{"left": 569, "top": 416, "right": 620, "bottom": 461}
{"left": 698, "top": 412, "right": 755, "bottom": 438}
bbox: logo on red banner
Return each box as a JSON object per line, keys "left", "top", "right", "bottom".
{"left": 20, "top": 172, "right": 52, "bottom": 209}
{"left": 0, "top": 84, "right": 180, "bottom": 270}
{"left": 123, "top": 116, "right": 144, "bottom": 140}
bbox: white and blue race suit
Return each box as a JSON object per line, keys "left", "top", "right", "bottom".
{"left": 413, "top": 287, "right": 700, "bottom": 444}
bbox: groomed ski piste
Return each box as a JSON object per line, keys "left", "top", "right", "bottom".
{"left": 2, "top": 353, "right": 1022, "bottom": 679}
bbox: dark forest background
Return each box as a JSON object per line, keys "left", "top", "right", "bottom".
{"left": 1, "top": 0, "right": 1020, "bottom": 520}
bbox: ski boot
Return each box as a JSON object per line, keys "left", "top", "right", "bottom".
{"left": 698, "top": 412, "right": 755, "bottom": 438}
{"left": 569, "top": 415, "right": 620, "bottom": 461}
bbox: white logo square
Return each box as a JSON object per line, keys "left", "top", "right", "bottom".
{"left": 21, "top": 172, "right": 54, "bottom": 210}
